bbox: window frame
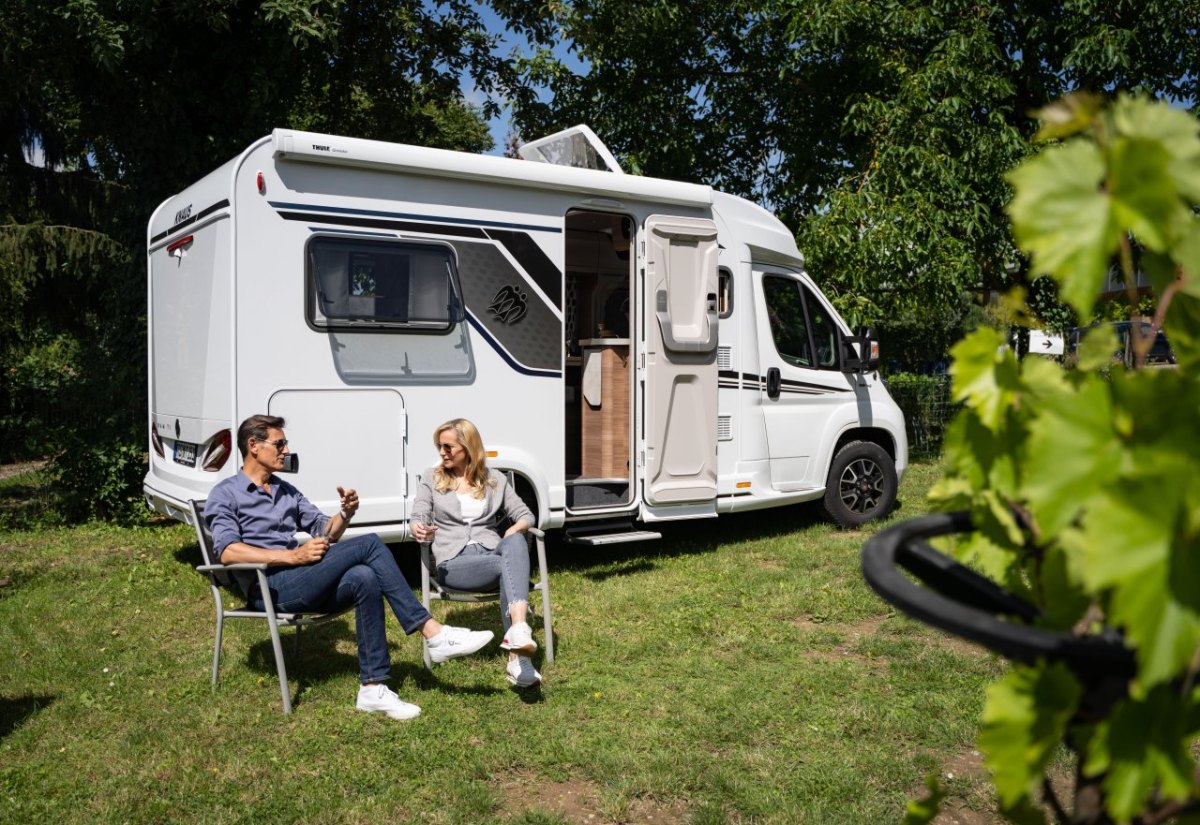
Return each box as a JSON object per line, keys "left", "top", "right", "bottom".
{"left": 304, "top": 234, "right": 465, "bottom": 335}
{"left": 762, "top": 273, "right": 843, "bottom": 372}
{"left": 717, "top": 267, "right": 734, "bottom": 319}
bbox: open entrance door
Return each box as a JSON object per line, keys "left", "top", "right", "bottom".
{"left": 642, "top": 215, "right": 719, "bottom": 508}
{"left": 563, "top": 211, "right": 635, "bottom": 511}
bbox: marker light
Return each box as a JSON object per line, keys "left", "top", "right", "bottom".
{"left": 166, "top": 235, "right": 193, "bottom": 258}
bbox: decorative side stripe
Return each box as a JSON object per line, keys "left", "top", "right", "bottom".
{"left": 151, "top": 199, "right": 231, "bottom": 243}
{"left": 482, "top": 228, "right": 561, "bottom": 306}
{"left": 466, "top": 313, "right": 560, "bottom": 378}
{"left": 269, "top": 200, "right": 561, "bottom": 235}
{"left": 738, "top": 371, "right": 853, "bottom": 395}
{"left": 278, "top": 210, "right": 487, "bottom": 240}
{"left": 276, "top": 210, "right": 563, "bottom": 307}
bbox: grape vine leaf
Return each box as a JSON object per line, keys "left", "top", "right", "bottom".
{"left": 1112, "top": 95, "right": 1200, "bottom": 204}
{"left": 901, "top": 775, "right": 946, "bottom": 825}
{"left": 1006, "top": 140, "right": 1119, "bottom": 317}
{"left": 1066, "top": 474, "right": 1200, "bottom": 690}
{"left": 1020, "top": 376, "right": 1117, "bottom": 536}
{"left": 1083, "top": 687, "right": 1197, "bottom": 822}
{"left": 949, "top": 327, "right": 1020, "bottom": 431}
{"left": 979, "top": 663, "right": 1081, "bottom": 810}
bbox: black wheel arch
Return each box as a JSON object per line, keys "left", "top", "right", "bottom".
{"left": 831, "top": 427, "right": 896, "bottom": 464}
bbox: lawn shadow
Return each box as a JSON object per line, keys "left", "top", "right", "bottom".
{"left": 244, "top": 619, "right": 360, "bottom": 696}
{"left": 173, "top": 540, "right": 203, "bottom": 568}
{"left": 0, "top": 474, "right": 59, "bottom": 530}
{"left": 0, "top": 694, "right": 56, "bottom": 740}
{"left": 405, "top": 663, "right": 509, "bottom": 697}
{"left": 548, "top": 500, "right": 830, "bottom": 579}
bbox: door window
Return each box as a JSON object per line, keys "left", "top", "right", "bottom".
{"left": 763, "top": 275, "right": 839, "bottom": 370}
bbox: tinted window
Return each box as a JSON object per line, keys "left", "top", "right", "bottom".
{"left": 308, "top": 238, "right": 461, "bottom": 332}
{"left": 763, "top": 275, "right": 840, "bottom": 370}
{"left": 764, "top": 276, "right": 812, "bottom": 367}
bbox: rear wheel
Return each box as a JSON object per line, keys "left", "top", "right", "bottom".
{"left": 822, "top": 441, "right": 897, "bottom": 528}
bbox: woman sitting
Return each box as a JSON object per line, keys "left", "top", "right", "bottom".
{"left": 411, "top": 418, "right": 541, "bottom": 688}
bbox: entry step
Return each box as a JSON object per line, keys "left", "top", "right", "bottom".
{"left": 565, "top": 529, "right": 662, "bottom": 546}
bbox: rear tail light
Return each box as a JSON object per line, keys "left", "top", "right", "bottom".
{"left": 150, "top": 425, "right": 165, "bottom": 458}
{"left": 201, "top": 429, "right": 233, "bottom": 472}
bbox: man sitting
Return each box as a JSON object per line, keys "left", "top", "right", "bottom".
{"left": 205, "top": 414, "right": 492, "bottom": 720}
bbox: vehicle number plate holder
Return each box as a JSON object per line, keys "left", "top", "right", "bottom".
{"left": 174, "top": 440, "right": 198, "bottom": 468}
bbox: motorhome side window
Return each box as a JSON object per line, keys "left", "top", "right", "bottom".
{"left": 763, "top": 275, "right": 839, "bottom": 370}
{"left": 717, "top": 268, "right": 733, "bottom": 318}
{"left": 308, "top": 238, "right": 460, "bottom": 332}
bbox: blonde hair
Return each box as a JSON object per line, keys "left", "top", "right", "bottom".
{"left": 432, "top": 418, "right": 494, "bottom": 498}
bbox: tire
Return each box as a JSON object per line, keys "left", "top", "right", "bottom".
{"left": 822, "top": 440, "right": 898, "bottom": 528}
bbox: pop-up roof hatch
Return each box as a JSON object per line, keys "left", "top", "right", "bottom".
{"left": 517, "top": 125, "right": 624, "bottom": 174}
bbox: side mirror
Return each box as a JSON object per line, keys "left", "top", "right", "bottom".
{"left": 842, "top": 327, "right": 881, "bottom": 374}
{"left": 281, "top": 454, "right": 300, "bottom": 473}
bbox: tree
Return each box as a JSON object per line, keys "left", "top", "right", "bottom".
{"left": 510, "top": 0, "right": 1200, "bottom": 359}
{"left": 0, "top": 0, "right": 550, "bottom": 518}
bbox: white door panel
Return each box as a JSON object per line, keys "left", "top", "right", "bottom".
{"left": 643, "top": 215, "right": 719, "bottom": 507}
{"left": 754, "top": 271, "right": 854, "bottom": 491}
{"left": 268, "top": 388, "right": 407, "bottom": 524}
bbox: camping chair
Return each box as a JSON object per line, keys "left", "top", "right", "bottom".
{"left": 418, "top": 482, "right": 554, "bottom": 670}
{"left": 190, "top": 500, "right": 352, "bottom": 714}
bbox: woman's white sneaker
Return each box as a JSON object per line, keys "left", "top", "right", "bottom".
{"left": 356, "top": 683, "right": 421, "bottom": 720}
{"left": 426, "top": 625, "right": 494, "bottom": 663}
{"left": 500, "top": 621, "right": 537, "bottom": 655}
{"left": 506, "top": 656, "right": 541, "bottom": 689}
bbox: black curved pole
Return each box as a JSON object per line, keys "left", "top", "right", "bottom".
{"left": 861, "top": 512, "right": 1135, "bottom": 685}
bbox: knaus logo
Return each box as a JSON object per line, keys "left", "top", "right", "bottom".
{"left": 173, "top": 204, "right": 193, "bottom": 225}
{"left": 488, "top": 285, "right": 528, "bottom": 324}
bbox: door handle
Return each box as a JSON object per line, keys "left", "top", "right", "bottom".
{"left": 767, "top": 367, "right": 781, "bottom": 399}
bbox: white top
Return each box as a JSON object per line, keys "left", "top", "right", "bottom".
{"left": 457, "top": 493, "right": 485, "bottom": 524}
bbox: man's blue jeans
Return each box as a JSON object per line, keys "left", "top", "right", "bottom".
{"left": 249, "top": 534, "right": 432, "bottom": 685}
{"left": 436, "top": 534, "right": 530, "bottom": 632}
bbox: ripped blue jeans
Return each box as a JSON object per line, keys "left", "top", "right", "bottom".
{"left": 436, "top": 534, "right": 530, "bottom": 632}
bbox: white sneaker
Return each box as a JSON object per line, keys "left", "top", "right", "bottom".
{"left": 506, "top": 656, "right": 542, "bottom": 689}
{"left": 356, "top": 683, "right": 420, "bottom": 720}
{"left": 426, "top": 625, "right": 494, "bottom": 664}
{"left": 500, "top": 621, "right": 537, "bottom": 655}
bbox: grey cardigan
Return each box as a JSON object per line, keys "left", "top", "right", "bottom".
{"left": 412, "top": 468, "right": 534, "bottom": 566}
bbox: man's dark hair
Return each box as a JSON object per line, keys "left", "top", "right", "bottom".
{"left": 237, "top": 415, "right": 285, "bottom": 457}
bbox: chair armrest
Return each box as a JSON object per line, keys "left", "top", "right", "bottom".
{"left": 528, "top": 527, "right": 545, "bottom": 539}
{"left": 197, "top": 562, "right": 270, "bottom": 572}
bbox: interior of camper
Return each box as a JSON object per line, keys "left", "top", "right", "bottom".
{"left": 563, "top": 210, "right": 635, "bottom": 510}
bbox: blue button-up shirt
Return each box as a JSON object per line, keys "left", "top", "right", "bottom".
{"left": 206, "top": 469, "right": 330, "bottom": 560}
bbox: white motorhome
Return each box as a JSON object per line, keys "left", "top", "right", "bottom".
{"left": 144, "top": 126, "right": 908, "bottom": 543}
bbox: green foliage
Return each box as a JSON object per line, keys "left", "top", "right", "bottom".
{"left": 513, "top": 0, "right": 1200, "bottom": 350}
{"left": 931, "top": 95, "right": 1200, "bottom": 822}
{"left": 1, "top": 1, "right": 552, "bottom": 520}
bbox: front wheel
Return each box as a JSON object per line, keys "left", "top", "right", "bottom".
{"left": 822, "top": 441, "right": 898, "bottom": 528}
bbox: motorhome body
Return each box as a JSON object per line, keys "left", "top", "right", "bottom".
{"left": 144, "top": 127, "right": 908, "bottom": 542}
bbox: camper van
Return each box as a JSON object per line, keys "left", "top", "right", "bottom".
{"left": 144, "top": 126, "right": 907, "bottom": 543}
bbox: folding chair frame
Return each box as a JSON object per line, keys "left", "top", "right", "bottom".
{"left": 420, "top": 526, "right": 554, "bottom": 670}
{"left": 190, "top": 500, "right": 351, "bottom": 714}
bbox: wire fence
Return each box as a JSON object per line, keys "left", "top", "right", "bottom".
{"left": 883, "top": 374, "right": 956, "bottom": 460}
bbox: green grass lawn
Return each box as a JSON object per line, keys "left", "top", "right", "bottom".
{"left": 0, "top": 460, "right": 1006, "bottom": 824}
